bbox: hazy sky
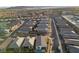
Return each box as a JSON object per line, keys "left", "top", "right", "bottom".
{"left": 0, "top": 0, "right": 78, "bottom": 7}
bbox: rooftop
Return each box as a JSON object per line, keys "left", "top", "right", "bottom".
{"left": 36, "top": 36, "right": 47, "bottom": 47}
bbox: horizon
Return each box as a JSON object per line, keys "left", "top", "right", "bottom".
{"left": 0, "top": 6, "right": 79, "bottom": 9}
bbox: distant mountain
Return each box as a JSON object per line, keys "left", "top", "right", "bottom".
{"left": 6, "top": 6, "right": 79, "bottom": 10}
{"left": 7, "top": 6, "right": 68, "bottom": 9}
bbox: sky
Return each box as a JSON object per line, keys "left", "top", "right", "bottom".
{"left": 0, "top": 0, "right": 79, "bottom": 7}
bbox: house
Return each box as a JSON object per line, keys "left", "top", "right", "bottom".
{"left": 8, "top": 37, "right": 24, "bottom": 48}
{"left": 64, "top": 38, "right": 79, "bottom": 46}
{"left": 36, "top": 23, "right": 49, "bottom": 35}
{"left": 35, "top": 36, "right": 47, "bottom": 53}
{"left": 66, "top": 45, "right": 79, "bottom": 53}
{"left": 22, "top": 36, "right": 35, "bottom": 48}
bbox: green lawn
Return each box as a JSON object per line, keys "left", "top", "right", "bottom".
{"left": 0, "top": 22, "right": 9, "bottom": 29}
{"left": 0, "top": 21, "right": 10, "bottom": 39}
